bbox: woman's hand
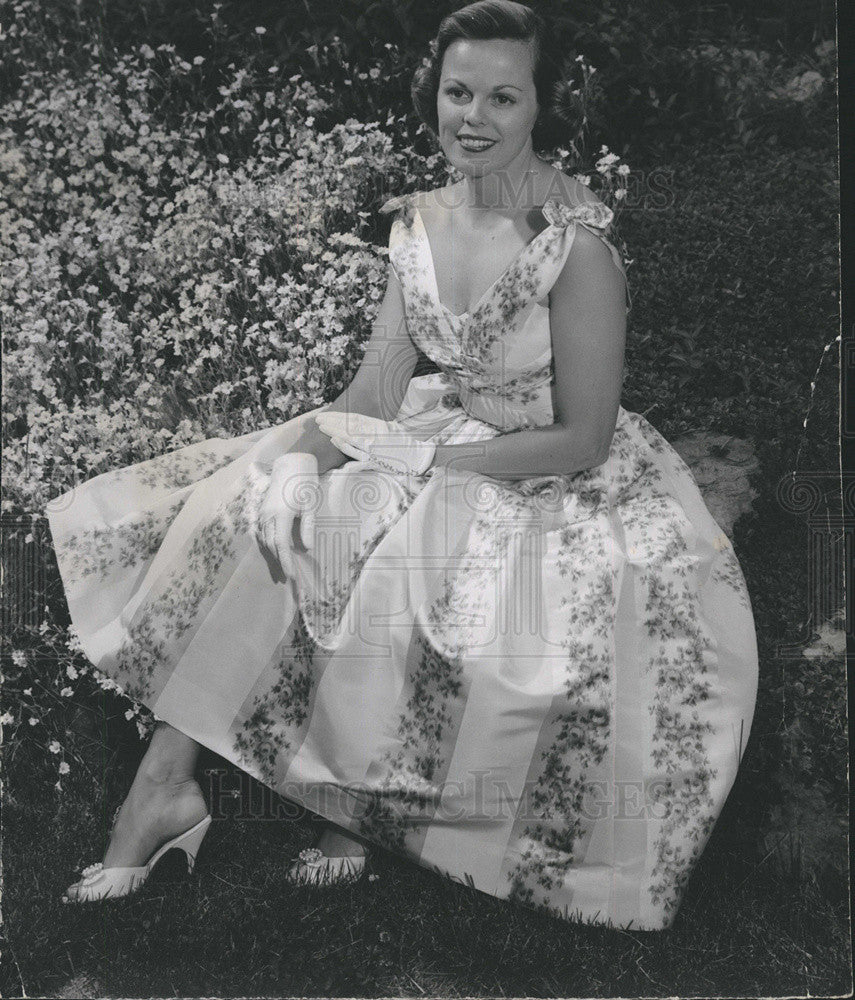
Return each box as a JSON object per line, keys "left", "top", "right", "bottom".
{"left": 255, "top": 452, "right": 320, "bottom": 581}
{"left": 314, "top": 411, "right": 436, "bottom": 476}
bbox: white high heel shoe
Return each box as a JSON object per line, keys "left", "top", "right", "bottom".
{"left": 285, "top": 846, "right": 367, "bottom": 886}
{"left": 62, "top": 814, "right": 212, "bottom": 904}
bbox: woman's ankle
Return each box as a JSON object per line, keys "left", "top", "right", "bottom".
{"left": 135, "top": 759, "right": 199, "bottom": 789}
{"left": 137, "top": 724, "right": 201, "bottom": 786}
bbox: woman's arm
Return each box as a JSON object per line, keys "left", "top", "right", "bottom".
{"left": 286, "top": 265, "right": 418, "bottom": 475}
{"left": 431, "top": 224, "right": 627, "bottom": 479}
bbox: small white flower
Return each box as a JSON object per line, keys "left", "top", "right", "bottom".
{"left": 60, "top": 686, "right": 73, "bottom": 697}
{"left": 49, "top": 740, "right": 61, "bottom": 754}
{"left": 139, "top": 43, "right": 155, "bottom": 60}
{"left": 216, "top": 153, "right": 229, "bottom": 164}
{"left": 125, "top": 708, "right": 136, "bottom": 721}
{"left": 23, "top": 688, "right": 32, "bottom": 696}
{"left": 66, "top": 665, "right": 78, "bottom": 680}
{"left": 0, "top": 711, "right": 14, "bottom": 725}
{"left": 11, "top": 650, "right": 26, "bottom": 668}
{"left": 254, "top": 25, "right": 267, "bottom": 34}
{"left": 28, "top": 717, "right": 38, "bottom": 726}
{"left": 193, "top": 56, "right": 205, "bottom": 65}
{"left": 617, "top": 163, "right": 631, "bottom": 176}
{"left": 614, "top": 188, "right": 627, "bottom": 200}
{"left": 58, "top": 761, "right": 71, "bottom": 775}
{"left": 65, "top": 626, "right": 84, "bottom": 653}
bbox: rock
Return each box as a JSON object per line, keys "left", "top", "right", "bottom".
{"left": 802, "top": 604, "right": 847, "bottom": 659}
{"left": 769, "top": 70, "right": 825, "bottom": 103}
{"left": 671, "top": 432, "right": 758, "bottom": 537}
{"left": 56, "top": 975, "right": 103, "bottom": 999}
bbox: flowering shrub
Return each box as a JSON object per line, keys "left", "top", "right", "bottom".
{"left": 1, "top": 40, "right": 627, "bottom": 516}
{"left": 1, "top": 57, "right": 392, "bottom": 513}
{"left": 1, "top": 14, "right": 628, "bottom": 776}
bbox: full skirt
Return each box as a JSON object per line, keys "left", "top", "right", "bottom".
{"left": 45, "top": 372, "right": 759, "bottom": 931}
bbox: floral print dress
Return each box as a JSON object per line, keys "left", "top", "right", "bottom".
{"left": 45, "top": 193, "right": 759, "bottom": 931}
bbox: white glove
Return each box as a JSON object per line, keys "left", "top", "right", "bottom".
{"left": 313, "top": 411, "right": 436, "bottom": 476}
{"left": 255, "top": 451, "right": 319, "bottom": 581}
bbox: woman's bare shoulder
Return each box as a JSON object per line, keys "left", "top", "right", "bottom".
{"left": 380, "top": 185, "right": 459, "bottom": 226}
{"left": 412, "top": 184, "right": 462, "bottom": 223}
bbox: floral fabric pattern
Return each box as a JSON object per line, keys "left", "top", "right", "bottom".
{"left": 45, "top": 191, "right": 758, "bottom": 932}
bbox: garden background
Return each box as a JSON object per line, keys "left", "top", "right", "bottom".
{"left": 0, "top": 0, "right": 848, "bottom": 997}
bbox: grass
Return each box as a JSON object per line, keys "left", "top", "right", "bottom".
{"left": 1, "top": 747, "right": 850, "bottom": 999}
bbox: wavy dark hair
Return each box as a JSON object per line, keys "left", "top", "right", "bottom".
{"left": 411, "top": 0, "right": 581, "bottom": 154}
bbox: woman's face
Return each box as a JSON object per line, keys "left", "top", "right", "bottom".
{"left": 436, "top": 37, "right": 540, "bottom": 178}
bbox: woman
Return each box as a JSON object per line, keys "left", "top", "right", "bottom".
{"left": 46, "top": 0, "right": 758, "bottom": 930}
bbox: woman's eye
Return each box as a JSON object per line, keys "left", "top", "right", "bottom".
{"left": 446, "top": 88, "right": 468, "bottom": 101}
{"left": 494, "top": 94, "right": 515, "bottom": 106}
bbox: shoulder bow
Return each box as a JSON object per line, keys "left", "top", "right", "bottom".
{"left": 542, "top": 198, "right": 614, "bottom": 231}
{"left": 542, "top": 197, "right": 632, "bottom": 312}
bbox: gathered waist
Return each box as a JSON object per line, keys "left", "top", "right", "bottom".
{"left": 455, "top": 381, "right": 555, "bottom": 431}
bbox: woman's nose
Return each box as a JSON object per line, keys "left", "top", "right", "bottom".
{"left": 462, "top": 98, "right": 487, "bottom": 126}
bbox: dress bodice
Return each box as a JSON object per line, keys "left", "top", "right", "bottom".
{"left": 382, "top": 193, "right": 630, "bottom": 432}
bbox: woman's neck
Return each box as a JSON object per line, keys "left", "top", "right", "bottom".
{"left": 458, "top": 144, "right": 546, "bottom": 212}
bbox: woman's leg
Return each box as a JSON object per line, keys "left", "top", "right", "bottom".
{"left": 105, "top": 722, "right": 368, "bottom": 865}
{"left": 102, "top": 721, "right": 208, "bottom": 868}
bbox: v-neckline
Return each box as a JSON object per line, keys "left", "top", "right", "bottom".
{"left": 413, "top": 202, "right": 558, "bottom": 322}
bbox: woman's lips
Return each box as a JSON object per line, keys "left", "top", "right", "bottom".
{"left": 456, "top": 135, "right": 497, "bottom": 152}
